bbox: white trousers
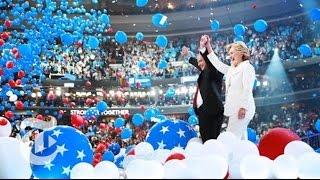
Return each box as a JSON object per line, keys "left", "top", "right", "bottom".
{"left": 226, "top": 114, "right": 252, "bottom": 140}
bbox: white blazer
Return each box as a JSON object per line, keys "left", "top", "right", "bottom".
{"left": 207, "top": 52, "right": 256, "bottom": 119}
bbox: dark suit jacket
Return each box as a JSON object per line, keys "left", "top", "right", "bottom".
{"left": 189, "top": 50, "right": 224, "bottom": 116}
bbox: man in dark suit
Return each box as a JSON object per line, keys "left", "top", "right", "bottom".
{"left": 181, "top": 37, "right": 224, "bottom": 142}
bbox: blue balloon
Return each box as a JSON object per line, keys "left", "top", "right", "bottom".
{"left": 114, "top": 118, "right": 125, "bottom": 128}
{"left": 132, "top": 113, "right": 145, "bottom": 126}
{"left": 96, "top": 101, "right": 108, "bottom": 113}
{"left": 30, "top": 126, "right": 93, "bottom": 179}
{"left": 85, "top": 107, "right": 99, "bottom": 119}
{"left": 138, "top": 60, "right": 146, "bottom": 69}
{"left": 234, "top": 24, "right": 246, "bottom": 36}
{"left": 158, "top": 59, "right": 168, "bottom": 69}
{"left": 310, "top": 8, "right": 320, "bottom": 22}
{"left": 120, "top": 128, "right": 133, "bottom": 139}
{"left": 60, "top": 33, "right": 74, "bottom": 46}
{"left": 315, "top": 119, "right": 320, "bottom": 132}
{"left": 165, "top": 87, "right": 175, "bottom": 98}
{"left": 188, "top": 115, "right": 198, "bottom": 126}
{"left": 146, "top": 119, "right": 197, "bottom": 150}
{"left": 102, "top": 150, "right": 114, "bottom": 162}
{"left": 188, "top": 107, "right": 195, "bottom": 116}
{"left": 109, "top": 143, "right": 121, "bottom": 155}
{"left": 144, "top": 108, "right": 156, "bottom": 121}
{"left": 298, "top": 44, "right": 312, "bottom": 57}
{"left": 135, "top": 32, "right": 144, "bottom": 41}
{"left": 115, "top": 31, "right": 127, "bottom": 45}
{"left": 211, "top": 20, "right": 220, "bottom": 31}
{"left": 254, "top": 19, "right": 268, "bottom": 32}
{"left": 155, "top": 35, "right": 168, "bottom": 48}
{"left": 100, "top": 14, "right": 110, "bottom": 24}
{"left": 136, "top": 0, "right": 148, "bottom": 7}
{"left": 152, "top": 13, "right": 168, "bottom": 28}
{"left": 247, "top": 127, "right": 257, "bottom": 143}
{"left": 86, "top": 36, "right": 99, "bottom": 49}
{"left": 316, "top": 148, "right": 320, "bottom": 153}
{"left": 114, "top": 155, "right": 125, "bottom": 168}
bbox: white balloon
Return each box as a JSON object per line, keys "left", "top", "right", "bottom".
{"left": 134, "top": 142, "right": 154, "bottom": 156}
{"left": 20, "top": 91, "right": 25, "bottom": 96}
{"left": 126, "top": 159, "right": 164, "bottom": 179}
{"left": 164, "top": 159, "right": 189, "bottom": 179}
{"left": 273, "top": 154, "right": 298, "bottom": 179}
{"left": 6, "top": 90, "right": 13, "bottom": 97}
{"left": 186, "top": 155, "right": 228, "bottom": 179}
{"left": 9, "top": 94, "right": 18, "bottom": 102}
{"left": 0, "top": 137, "right": 32, "bottom": 179}
{"left": 217, "top": 131, "right": 238, "bottom": 160}
{"left": 298, "top": 152, "right": 320, "bottom": 179}
{"left": 70, "top": 162, "right": 95, "bottom": 179}
{"left": 185, "top": 141, "right": 205, "bottom": 158}
{"left": 170, "top": 147, "right": 186, "bottom": 155}
{"left": 123, "top": 155, "right": 137, "bottom": 170}
{"left": 284, "top": 140, "right": 314, "bottom": 159}
{"left": 203, "top": 139, "right": 228, "bottom": 159}
{"left": 240, "top": 155, "right": 273, "bottom": 179}
{"left": 187, "top": 137, "right": 202, "bottom": 145}
{"left": 232, "top": 140, "right": 259, "bottom": 162}
{"left": 94, "top": 161, "right": 119, "bottom": 179}
{"left": 0, "top": 118, "right": 12, "bottom": 137}
{"left": 152, "top": 148, "right": 171, "bottom": 164}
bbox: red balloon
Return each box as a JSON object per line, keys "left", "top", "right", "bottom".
{"left": 16, "top": 101, "right": 24, "bottom": 110}
{"left": 12, "top": 47, "right": 18, "bottom": 54}
{"left": 94, "top": 152, "right": 102, "bottom": 159}
{"left": 165, "top": 153, "right": 186, "bottom": 163}
{"left": 258, "top": 128, "right": 300, "bottom": 160}
{"left": 17, "top": 70, "right": 25, "bottom": 79}
{"left": 70, "top": 102, "right": 76, "bottom": 107}
{"left": 5, "top": 111, "right": 14, "bottom": 119}
{"left": 99, "top": 123, "right": 106, "bottom": 130}
{"left": 8, "top": 79, "right": 16, "bottom": 87}
{"left": 0, "top": 68, "right": 3, "bottom": 76}
{"left": 4, "top": 20, "right": 12, "bottom": 28}
{"left": 59, "top": 110, "right": 64, "bottom": 115}
{"left": 0, "top": 39, "right": 4, "bottom": 46}
{"left": 6, "top": 61, "right": 14, "bottom": 69}
{"left": 140, "top": 105, "right": 145, "bottom": 111}
{"left": 124, "top": 113, "right": 130, "bottom": 119}
{"left": 36, "top": 114, "right": 44, "bottom": 120}
{"left": 71, "top": 114, "right": 84, "bottom": 127}
{"left": 114, "top": 128, "right": 122, "bottom": 134}
{"left": 96, "top": 143, "right": 106, "bottom": 153}
{"left": 15, "top": 52, "right": 21, "bottom": 59}
{"left": 0, "top": 117, "right": 8, "bottom": 126}
{"left": 83, "top": 120, "right": 89, "bottom": 126}
{"left": 1, "top": 32, "right": 9, "bottom": 40}
{"left": 15, "top": 79, "right": 22, "bottom": 86}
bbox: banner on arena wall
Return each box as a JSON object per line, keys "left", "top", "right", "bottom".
{"left": 180, "top": 75, "right": 198, "bottom": 83}
{"left": 70, "top": 109, "right": 130, "bottom": 116}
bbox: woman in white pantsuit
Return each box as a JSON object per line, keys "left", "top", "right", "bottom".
{"left": 202, "top": 35, "right": 256, "bottom": 140}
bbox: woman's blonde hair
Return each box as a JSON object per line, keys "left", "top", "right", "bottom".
{"left": 226, "top": 41, "right": 250, "bottom": 61}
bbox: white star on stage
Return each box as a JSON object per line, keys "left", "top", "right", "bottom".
{"left": 52, "top": 129, "right": 63, "bottom": 138}
{"left": 77, "top": 150, "right": 86, "bottom": 161}
{"left": 43, "top": 160, "right": 54, "bottom": 171}
{"left": 56, "top": 144, "right": 68, "bottom": 156}
{"left": 172, "top": 120, "right": 179, "bottom": 124}
{"left": 157, "top": 140, "right": 166, "bottom": 149}
{"left": 160, "top": 126, "right": 169, "bottom": 134}
{"left": 177, "top": 128, "right": 185, "bottom": 138}
{"left": 62, "top": 165, "right": 71, "bottom": 176}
